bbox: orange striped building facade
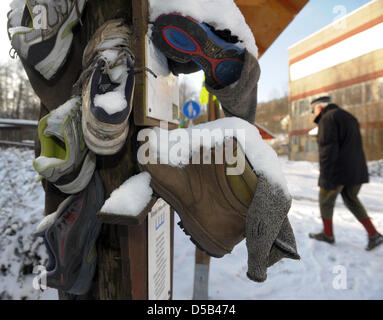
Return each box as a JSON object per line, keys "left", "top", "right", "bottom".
{"left": 288, "top": 0, "right": 383, "bottom": 161}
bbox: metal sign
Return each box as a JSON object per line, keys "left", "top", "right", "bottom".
{"left": 182, "top": 100, "right": 201, "bottom": 119}
{"left": 146, "top": 35, "right": 179, "bottom": 124}
{"left": 148, "top": 199, "right": 172, "bottom": 300}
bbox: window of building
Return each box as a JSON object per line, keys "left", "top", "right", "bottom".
{"left": 351, "top": 85, "right": 362, "bottom": 105}
{"left": 293, "top": 101, "right": 298, "bottom": 117}
{"left": 345, "top": 87, "right": 352, "bottom": 105}
{"left": 335, "top": 90, "right": 343, "bottom": 105}
{"left": 298, "top": 99, "right": 310, "bottom": 116}
{"left": 344, "top": 85, "right": 362, "bottom": 105}
{"left": 365, "top": 83, "right": 373, "bottom": 103}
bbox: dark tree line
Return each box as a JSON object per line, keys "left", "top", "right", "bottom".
{"left": 0, "top": 60, "right": 39, "bottom": 120}
{"left": 256, "top": 95, "right": 289, "bottom": 134}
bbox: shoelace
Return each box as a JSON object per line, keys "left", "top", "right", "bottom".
{"left": 74, "top": 35, "right": 157, "bottom": 93}
{"left": 73, "top": 0, "right": 83, "bottom": 26}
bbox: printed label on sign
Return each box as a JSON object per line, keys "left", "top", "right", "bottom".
{"left": 148, "top": 199, "right": 171, "bottom": 300}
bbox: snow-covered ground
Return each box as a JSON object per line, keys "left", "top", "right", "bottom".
{"left": 0, "top": 148, "right": 382, "bottom": 300}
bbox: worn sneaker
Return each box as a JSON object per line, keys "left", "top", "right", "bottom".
{"left": 366, "top": 233, "right": 383, "bottom": 251}
{"left": 8, "top": 0, "right": 87, "bottom": 80}
{"left": 33, "top": 97, "right": 96, "bottom": 194}
{"left": 139, "top": 137, "right": 257, "bottom": 258}
{"left": 309, "top": 232, "right": 335, "bottom": 244}
{"left": 152, "top": 13, "right": 245, "bottom": 89}
{"left": 35, "top": 171, "right": 104, "bottom": 295}
{"left": 80, "top": 19, "right": 135, "bottom": 155}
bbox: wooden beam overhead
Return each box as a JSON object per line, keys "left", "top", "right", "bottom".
{"left": 235, "top": 0, "right": 308, "bottom": 57}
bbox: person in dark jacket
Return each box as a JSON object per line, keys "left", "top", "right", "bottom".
{"left": 308, "top": 96, "right": 383, "bottom": 251}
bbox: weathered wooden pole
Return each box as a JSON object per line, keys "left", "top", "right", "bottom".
{"left": 192, "top": 91, "right": 216, "bottom": 300}
{"left": 59, "top": 0, "right": 175, "bottom": 300}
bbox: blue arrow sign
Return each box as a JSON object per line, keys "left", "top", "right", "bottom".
{"left": 182, "top": 100, "right": 200, "bottom": 119}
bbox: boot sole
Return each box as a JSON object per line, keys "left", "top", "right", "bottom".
{"left": 152, "top": 13, "right": 244, "bottom": 88}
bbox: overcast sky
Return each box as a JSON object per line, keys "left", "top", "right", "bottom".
{"left": 0, "top": 0, "right": 373, "bottom": 102}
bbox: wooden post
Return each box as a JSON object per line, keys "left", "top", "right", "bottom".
{"left": 193, "top": 248, "right": 211, "bottom": 300}
{"left": 192, "top": 91, "right": 216, "bottom": 300}
{"left": 93, "top": 0, "right": 175, "bottom": 300}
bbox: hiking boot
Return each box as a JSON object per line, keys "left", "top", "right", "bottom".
{"left": 80, "top": 19, "right": 135, "bottom": 155}
{"left": 139, "top": 137, "right": 258, "bottom": 258}
{"left": 33, "top": 97, "right": 96, "bottom": 194}
{"left": 152, "top": 13, "right": 245, "bottom": 89}
{"left": 8, "top": 0, "right": 87, "bottom": 80}
{"left": 366, "top": 233, "right": 383, "bottom": 251}
{"left": 35, "top": 171, "right": 104, "bottom": 295}
{"left": 309, "top": 232, "right": 335, "bottom": 244}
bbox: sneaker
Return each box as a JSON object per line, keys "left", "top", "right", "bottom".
{"left": 139, "top": 137, "right": 257, "bottom": 258}
{"left": 80, "top": 19, "right": 135, "bottom": 155}
{"left": 309, "top": 232, "right": 335, "bottom": 244}
{"left": 35, "top": 171, "right": 104, "bottom": 295}
{"left": 33, "top": 97, "right": 96, "bottom": 194}
{"left": 151, "top": 13, "right": 245, "bottom": 89}
{"left": 366, "top": 233, "right": 383, "bottom": 251}
{"left": 8, "top": 0, "right": 87, "bottom": 80}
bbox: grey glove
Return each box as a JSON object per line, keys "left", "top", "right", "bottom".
{"left": 206, "top": 50, "right": 260, "bottom": 124}
{"left": 246, "top": 173, "right": 300, "bottom": 282}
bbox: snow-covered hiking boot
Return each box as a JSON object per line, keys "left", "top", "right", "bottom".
{"left": 366, "top": 233, "right": 383, "bottom": 251}
{"left": 139, "top": 137, "right": 258, "bottom": 258}
{"left": 309, "top": 232, "right": 335, "bottom": 244}
{"left": 152, "top": 13, "right": 245, "bottom": 89}
{"left": 80, "top": 19, "right": 135, "bottom": 155}
{"left": 33, "top": 97, "right": 96, "bottom": 194}
{"left": 35, "top": 172, "right": 104, "bottom": 295}
{"left": 7, "top": 0, "right": 87, "bottom": 80}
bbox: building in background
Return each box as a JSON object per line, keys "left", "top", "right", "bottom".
{"left": 288, "top": 0, "right": 383, "bottom": 161}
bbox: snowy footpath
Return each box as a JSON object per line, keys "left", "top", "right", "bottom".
{"left": 0, "top": 148, "right": 382, "bottom": 300}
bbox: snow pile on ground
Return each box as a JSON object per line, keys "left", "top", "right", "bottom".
{"left": 148, "top": 0, "right": 258, "bottom": 58}
{"left": 368, "top": 159, "right": 383, "bottom": 177}
{"left": 0, "top": 147, "right": 56, "bottom": 300}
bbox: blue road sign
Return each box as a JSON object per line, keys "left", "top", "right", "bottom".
{"left": 182, "top": 100, "right": 201, "bottom": 119}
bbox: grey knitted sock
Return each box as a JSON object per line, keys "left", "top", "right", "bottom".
{"left": 206, "top": 50, "right": 260, "bottom": 124}
{"left": 246, "top": 173, "right": 300, "bottom": 282}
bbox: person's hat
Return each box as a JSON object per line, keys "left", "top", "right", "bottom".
{"left": 311, "top": 96, "right": 331, "bottom": 105}
{"left": 311, "top": 96, "right": 331, "bottom": 113}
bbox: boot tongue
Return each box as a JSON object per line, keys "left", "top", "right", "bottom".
{"left": 43, "top": 97, "right": 80, "bottom": 142}
{"left": 44, "top": 121, "right": 65, "bottom": 143}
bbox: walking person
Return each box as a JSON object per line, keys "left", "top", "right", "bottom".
{"left": 308, "top": 96, "right": 383, "bottom": 250}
